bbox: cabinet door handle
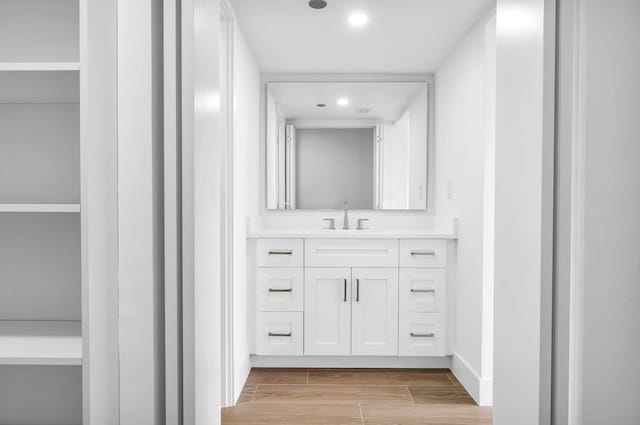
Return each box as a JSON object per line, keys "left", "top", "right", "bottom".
{"left": 268, "top": 249, "right": 293, "bottom": 255}
{"left": 268, "top": 332, "right": 292, "bottom": 337}
{"left": 410, "top": 332, "right": 435, "bottom": 338}
{"left": 268, "top": 288, "right": 292, "bottom": 293}
{"left": 343, "top": 279, "right": 347, "bottom": 302}
{"left": 356, "top": 279, "right": 360, "bottom": 302}
{"left": 411, "top": 250, "right": 436, "bottom": 256}
{"left": 411, "top": 289, "right": 435, "bottom": 293}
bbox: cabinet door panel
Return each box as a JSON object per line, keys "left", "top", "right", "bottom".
{"left": 351, "top": 268, "right": 398, "bottom": 356}
{"left": 304, "top": 268, "right": 351, "bottom": 356}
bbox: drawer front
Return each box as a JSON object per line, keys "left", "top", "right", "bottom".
{"left": 399, "top": 269, "right": 446, "bottom": 312}
{"left": 305, "top": 239, "right": 398, "bottom": 268}
{"left": 256, "top": 268, "right": 304, "bottom": 312}
{"left": 256, "top": 312, "right": 303, "bottom": 356}
{"left": 399, "top": 239, "right": 447, "bottom": 268}
{"left": 399, "top": 313, "right": 445, "bottom": 357}
{"left": 256, "top": 239, "right": 304, "bottom": 267}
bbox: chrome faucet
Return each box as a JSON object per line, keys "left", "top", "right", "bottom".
{"left": 343, "top": 201, "right": 350, "bottom": 230}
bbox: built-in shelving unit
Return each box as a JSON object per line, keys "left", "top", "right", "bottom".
{"left": 0, "top": 0, "right": 82, "bottom": 424}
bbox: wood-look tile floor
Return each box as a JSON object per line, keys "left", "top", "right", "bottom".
{"left": 222, "top": 368, "right": 492, "bottom": 424}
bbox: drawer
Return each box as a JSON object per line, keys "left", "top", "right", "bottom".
{"left": 305, "top": 239, "right": 398, "bottom": 268}
{"left": 399, "top": 239, "right": 447, "bottom": 268}
{"left": 399, "top": 269, "right": 446, "bottom": 312}
{"left": 256, "top": 312, "right": 303, "bottom": 356}
{"left": 256, "top": 239, "right": 304, "bottom": 267}
{"left": 256, "top": 268, "right": 304, "bottom": 312}
{"left": 399, "top": 313, "right": 445, "bottom": 357}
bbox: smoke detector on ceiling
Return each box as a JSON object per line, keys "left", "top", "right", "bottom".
{"left": 308, "top": 0, "right": 327, "bottom": 10}
{"left": 356, "top": 108, "right": 372, "bottom": 114}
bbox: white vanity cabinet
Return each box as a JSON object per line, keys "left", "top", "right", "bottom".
{"left": 252, "top": 237, "right": 453, "bottom": 360}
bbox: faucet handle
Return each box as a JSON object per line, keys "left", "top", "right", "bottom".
{"left": 323, "top": 218, "right": 336, "bottom": 230}
{"left": 357, "top": 218, "right": 369, "bottom": 230}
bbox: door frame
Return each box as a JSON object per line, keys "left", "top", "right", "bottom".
{"left": 553, "top": 0, "right": 586, "bottom": 423}
{"left": 220, "top": 0, "right": 236, "bottom": 407}
{"left": 175, "top": 0, "right": 561, "bottom": 424}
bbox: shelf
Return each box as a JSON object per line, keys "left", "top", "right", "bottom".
{"left": 0, "top": 321, "right": 82, "bottom": 366}
{"left": 0, "top": 204, "right": 80, "bottom": 213}
{"left": 0, "top": 62, "right": 80, "bottom": 71}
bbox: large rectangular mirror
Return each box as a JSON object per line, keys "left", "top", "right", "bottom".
{"left": 266, "top": 81, "right": 429, "bottom": 210}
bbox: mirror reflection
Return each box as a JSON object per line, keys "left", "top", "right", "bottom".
{"left": 266, "top": 81, "right": 429, "bottom": 210}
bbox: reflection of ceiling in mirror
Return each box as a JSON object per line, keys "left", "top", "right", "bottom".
{"left": 229, "top": 0, "right": 494, "bottom": 73}
{"left": 268, "top": 82, "right": 426, "bottom": 122}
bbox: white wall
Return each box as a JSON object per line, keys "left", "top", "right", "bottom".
{"left": 578, "top": 1, "right": 640, "bottom": 423}
{"left": 231, "top": 25, "right": 261, "bottom": 402}
{"left": 181, "top": 0, "right": 222, "bottom": 423}
{"left": 434, "top": 11, "right": 495, "bottom": 405}
{"left": 493, "top": 0, "right": 556, "bottom": 423}
{"left": 80, "top": 0, "right": 120, "bottom": 422}
{"left": 117, "top": 0, "right": 165, "bottom": 423}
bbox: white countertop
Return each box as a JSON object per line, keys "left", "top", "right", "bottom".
{"left": 247, "top": 215, "right": 458, "bottom": 239}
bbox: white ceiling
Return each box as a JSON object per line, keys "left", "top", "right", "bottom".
{"left": 268, "top": 82, "right": 426, "bottom": 121}
{"left": 229, "top": 0, "right": 494, "bottom": 73}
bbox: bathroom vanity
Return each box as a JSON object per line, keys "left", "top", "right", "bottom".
{"left": 247, "top": 216, "right": 457, "bottom": 367}
{"left": 248, "top": 78, "right": 458, "bottom": 368}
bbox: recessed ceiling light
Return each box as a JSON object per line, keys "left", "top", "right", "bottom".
{"left": 308, "top": 0, "right": 327, "bottom": 10}
{"left": 337, "top": 98, "right": 350, "bottom": 107}
{"left": 348, "top": 12, "right": 368, "bottom": 27}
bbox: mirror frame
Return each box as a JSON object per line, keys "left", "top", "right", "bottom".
{"left": 260, "top": 74, "right": 435, "bottom": 214}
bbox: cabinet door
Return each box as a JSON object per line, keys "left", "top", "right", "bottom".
{"left": 304, "top": 268, "right": 351, "bottom": 356}
{"left": 351, "top": 268, "right": 399, "bottom": 356}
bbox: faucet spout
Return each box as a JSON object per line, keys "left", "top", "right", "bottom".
{"left": 343, "top": 201, "right": 350, "bottom": 230}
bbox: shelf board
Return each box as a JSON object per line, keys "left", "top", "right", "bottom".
{"left": 0, "top": 321, "right": 82, "bottom": 366}
{"left": 0, "top": 204, "right": 80, "bottom": 213}
{"left": 0, "top": 62, "right": 80, "bottom": 72}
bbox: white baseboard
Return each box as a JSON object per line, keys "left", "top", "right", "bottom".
{"left": 234, "top": 355, "right": 252, "bottom": 403}
{"left": 251, "top": 355, "right": 452, "bottom": 369}
{"left": 451, "top": 351, "right": 493, "bottom": 406}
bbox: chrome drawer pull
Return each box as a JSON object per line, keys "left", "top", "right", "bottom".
{"left": 268, "top": 288, "right": 293, "bottom": 293}
{"left": 411, "top": 250, "right": 436, "bottom": 256}
{"left": 410, "top": 332, "right": 435, "bottom": 338}
{"left": 411, "top": 289, "right": 435, "bottom": 293}
{"left": 268, "top": 249, "right": 293, "bottom": 255}
{"left": 268, "top": 332, "right": 292, "bottom": 337}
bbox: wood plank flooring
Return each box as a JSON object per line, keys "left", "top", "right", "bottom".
{"left": 222, "top": 368, "right": 492, "bottom": 424}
